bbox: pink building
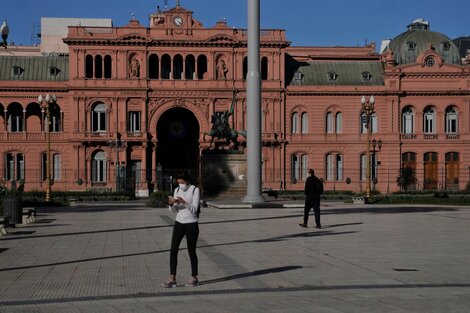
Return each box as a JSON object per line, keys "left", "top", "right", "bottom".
{"left": 0, "top": 6, "right": 469, "bottom": 196}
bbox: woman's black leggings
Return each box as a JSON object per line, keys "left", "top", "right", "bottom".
{"left": 170, "top": 221, "right": 199, "bottom": 276}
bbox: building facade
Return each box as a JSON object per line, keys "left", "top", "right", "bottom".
{"left": 1, "top": 5, "right": 469, "bottom": 196}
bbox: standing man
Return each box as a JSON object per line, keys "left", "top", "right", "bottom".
{"left": 300, "top": 169, "right": 324, "bottom": 229}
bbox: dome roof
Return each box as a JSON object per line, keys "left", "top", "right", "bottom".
{"left": 388, "top": 19, "right": 461, "bottom": 65}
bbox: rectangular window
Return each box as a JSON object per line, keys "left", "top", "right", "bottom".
{"left": 53, "top": 154, "right": 61, "bottom": 181}
{"left": 360, "top": 154, "right": 367, "bottom": 181}
{"left": 301, "top": 155, "right": 308, "bottom": 181}
{"left": 403, "top": 114, "right": 413, "bottom": 134}
{"left": 336, "top": 155, "right": 343, "bottom": 181}
{"left": 128, "top": 111, "right": 141, "bottom": 132}
{"left": 16, "top": 154, "right": 24, "bottom": 181}
{"left": 424, "top": 114, "right": 434, "bottom": 133}
{"left": 326, "top": 154, "right": 334, "bottom": 181}
{"left": 5, "top": 154, "right": 14, "bottom": 181}
{"left": 292, "top": 155, "right": 299, "bottom": 181}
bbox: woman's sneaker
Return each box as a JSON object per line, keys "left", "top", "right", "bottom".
{"left": 161, "top": 280, "right": 177, "bottom": 288}
{"left": 185, "top": 277, "right": 198, "bottom": 287}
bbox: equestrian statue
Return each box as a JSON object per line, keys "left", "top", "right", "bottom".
{"left": 203, "top": 90, "right": 246, "bottom": 149}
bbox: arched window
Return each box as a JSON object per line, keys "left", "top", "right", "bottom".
{"left": 148, "top": 54, "right": 159, "bottom": 79}
{"left": 424, "top": 107, "right": 436, "bottom": 134}
{"left": 243, "top": 56, "right": 248, "bottom": 80}
{"left": 7, "top": 103, "right": 23, "bottom": 132}
{"left": 326, "top": 154, "right": 334, "bottom": 181}
{"left": 185, "top": 55, "right": 196, "bottom": 80}
{"left": 161, "top": 54, "right": 171, "bottom": 79}
{"left": 326, "top": 153, "right": 344, "bottom": 181}
{"left": 91, "top": 151, "right": 107, "bottom": 183}
{"left": 445, "top": 107, "right": 458, "bottom": 134}
{"left": 301, "top": 154, "right": 308, "bottom": 180}
{"left": 400, "top": 152, "right": 417, "bottom": 191}
{"left": 173, "top": 54, "right": 183, "bottom": 80}
{"left": 402, "top": 107, "right": 414, "bottom": 134}
{"left": 85, "top": 55, "right": 93, "bottom": 78}
{"left": 4, "top": 152, "right": 24, "bottom": 181}
{"left": 326, "top": 112, "right": 333, "bottom": 133}
{"left": 361, "top": 112, "right": 378, "bottom": 134}
{"left": 261, "top": 56, "right": 268, "bottom": 80}
{"left": 445, "top": 152, "right": 459, "bottom": 190}
{"left": 301, "top": 112, "right": 308, "bottom": 134}
{"left": 291, "top": 112, "right": 298, "bottom": 134}
{"left": 291, "top": 153, "right": 308, "bottom": 181}
{"left": 197, "top": 55, "right": 207, "bottom": 79}
{"left": 336, "top": 154, "right": 343, "bottom": 181}
{"left": 104, "top": 55, "right": 112, "bottom": 78}
{"left": 360, "top": 154, "right": 367, "bottom": 181}
{"left": 41, "top": 153, "right": 61, "bottom": 181}
{"left": 92, "top": 103, "right": 107, "bottom": 132}
{"left": 335, "top": 112, "right": 343, "bottom": 133}
{"left": 94, "top": 55, "right": 103, "bottom": 79}
{"left": 424, "top": 152, "right": 438, "bottom": 189}
{"left": 291, "top": 154, "right": 299, "bottom": 181}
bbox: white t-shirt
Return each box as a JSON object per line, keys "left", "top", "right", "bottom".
{"left": 169, "top": 185, "right": 200, "bottom": 224}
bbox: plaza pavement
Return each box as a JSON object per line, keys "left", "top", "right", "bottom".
{"left": 0, "top": 200, "right": 469, "bottom": 312}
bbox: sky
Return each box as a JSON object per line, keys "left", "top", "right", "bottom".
{"left": 2, "top": 0, "right": 470, "bottom": 49}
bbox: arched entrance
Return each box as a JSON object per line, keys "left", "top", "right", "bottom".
{"left": 156, "top": 107, "right": 200, "bottom": 187}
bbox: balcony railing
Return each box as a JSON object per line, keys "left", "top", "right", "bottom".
{"left": 401, "top": 134, "right": 417, "bottom": 140}
{"left": 424, "top": 134, "right": 438, "bottom": 140}
{"left": 445, "top": 134, "right": 460, "bottom": 140}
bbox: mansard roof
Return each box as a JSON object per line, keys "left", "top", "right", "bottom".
{"left": 286, "top": 60, "right": 384, "bottom": 86}
{"left": 0, "top": 55, "right": 69, "bottom": 81}
{"left": 388, "top": 19, "right": 461, "bottom": 66}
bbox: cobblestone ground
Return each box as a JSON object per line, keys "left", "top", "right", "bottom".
{"left": 0, "top": 203, "right": 469, "bottom": 312}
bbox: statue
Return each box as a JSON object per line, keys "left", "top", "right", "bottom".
{"left": 216, "top": 59, "right": 228, "bottom": 80}
{"left": 129, "top": 56, "right": 140, "bottom": 78}
{"left": 204, "top": 90, "right": 246, "bottom": 149}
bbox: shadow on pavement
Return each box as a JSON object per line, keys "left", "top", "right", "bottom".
{"left": 199, "top": 265, "right": 303, "bottom": 285}
{"left": 323, "top": 206, "right": 458, "bottom": 215}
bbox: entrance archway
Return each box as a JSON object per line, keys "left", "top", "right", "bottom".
{"left": 156, "top": 107, "right": 200, "bottom": 184}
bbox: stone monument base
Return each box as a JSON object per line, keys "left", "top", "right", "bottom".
{"left": 201, "top": 150, "right": 247, "bottom": 198}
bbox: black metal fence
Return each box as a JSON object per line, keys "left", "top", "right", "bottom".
{"left": 5, "top": 165, "right": 470, "bottom": 194}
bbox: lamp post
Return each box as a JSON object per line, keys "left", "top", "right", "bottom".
{"left": 108, "top": 137, "right": 124, "bottom": 192}
{"left": 1, "top": 20, "right": 9, "bottom": 48}
{"left": 371, "top": 138, "right": 382, "bottom": 190}
{"left": 38, "top": 93, "right": 57, "bottom": 202}
{"left": 361, "top": 95, "right": 375, "bottom": 201}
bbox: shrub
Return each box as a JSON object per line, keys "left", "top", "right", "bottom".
{"left": 147, "top": 191, "right": 172, "bottom": 207}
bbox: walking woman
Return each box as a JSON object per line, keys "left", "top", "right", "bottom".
{"left": 162, "top": 172, "right": 200, "bottom": 288}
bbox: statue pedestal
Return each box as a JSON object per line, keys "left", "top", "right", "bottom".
{"left": 201, "top": 150, "right": 246, "bottom": 198}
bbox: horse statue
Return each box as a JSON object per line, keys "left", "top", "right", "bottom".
{"left": 203, "top": 90, "right": 246, "bottom": 149}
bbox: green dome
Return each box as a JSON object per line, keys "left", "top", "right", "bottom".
{"left": 388, "top": 18, "right": 461, "bottom": 66}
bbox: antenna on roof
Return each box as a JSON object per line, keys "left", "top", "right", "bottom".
{"left": 176, "top": 0, "right": 180, "bottom": 7}
{"left": 164, "top": 0, "right": 168, "bottom": 9}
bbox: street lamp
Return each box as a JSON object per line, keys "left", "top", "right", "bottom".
{"left": 108, "top": 137, "right": 125, "bottom": 192}
{"left": 1, "top": 20, "right": 9, "bottom": 48}
{"left": 38, "top": 93, "right": 57, "bottom": 202}
{"left": 361, "top": 95, "right": 375, "bottom": 201}
{"left": 371, "top": 138, "right": 382, "bottom": 190}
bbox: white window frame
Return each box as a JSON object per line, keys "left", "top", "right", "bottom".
{"left": 335, "top": 112, "right": 343, "bottom": 133}
{"left": 326, "top": 112, "right": 334, "bottom": 133}
{"left": 291, "top": 112, "right": 298, "bottom": 134}
{"left": 92, "top": 151, "right": 107, "bottom": 182}
{"left": 424, "top": 108, "right": 435, "bottom": 134}
{"left": 92, "top": 103, "right": 107, "bottom": 132}
{"left": 445, "top": 107, "right": 458, "bottom": 134}
{"left": 128, "top": 111, "right": 141, "bottom": 133}
{"left": 402, "top": 108, "right": 414, "bottom": 134}
{"left": 301, "top": 112, "right": 308, "bottom": 134}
